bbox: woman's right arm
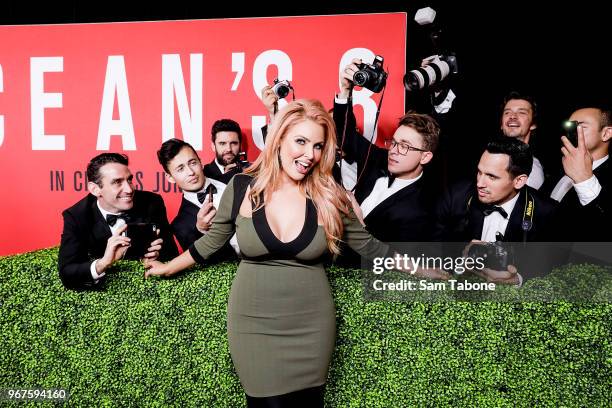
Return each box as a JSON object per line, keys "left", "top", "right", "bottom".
{"left": 144, "top": 250, "right": 196, "bottom": 278}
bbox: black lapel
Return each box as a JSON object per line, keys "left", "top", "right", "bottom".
{"left": 504, "top": 188, "right": 527, "bottom": 241}
{"left": 363, "top": 179, "right": 421, "bottom": 224}
{"left": 89, "top": 198, "right": 112, "bottom": 248}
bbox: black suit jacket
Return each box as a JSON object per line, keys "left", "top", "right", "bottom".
{"left": 546, "top": 158, "right": 611, "bottom": 241}
{"left": 171, "top": 196, "right": 238, "bottom": 261}
{"left": 434, "top": 180, "right": 557, "bottom": 243}
{"left": 58, "top": 190, "right": 178, "bottom": 290}
{"left": 333, "top": 100, "right": 435, "bottom": 242}
{"left": 203, "top": 160, "right": 244, "bottom": 185}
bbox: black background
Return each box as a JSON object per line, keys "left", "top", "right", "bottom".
{"left": 3, "top": 0, "right": 609, "bottom": 184}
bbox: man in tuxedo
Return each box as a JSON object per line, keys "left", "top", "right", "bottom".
{"left": 549, "top": 105, "right": 611, "bottom": 241}
{"left": 334, "top": 59, "right": 439, "bottom": 243}
{"left": 203, "top": 119, "right": 247, "bottom": 184}
{"left": 157, "top": 138, "right": 239, "bottom": 258}
{"left": 58, "top": 153, "right": 178, "bottom": 290}
{"left": 500, "top": 91, "right": 545, "bottom": 189}
{"left": 434, "top": 138, "right": 557, "bottom": 285}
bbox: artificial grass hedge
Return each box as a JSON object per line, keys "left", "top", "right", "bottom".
{"left": 0, "top": 248, "right": 610, "bottom": 407}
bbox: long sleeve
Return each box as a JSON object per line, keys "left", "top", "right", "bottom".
{"left": 189, "top": 176, "right": 239, "bottom": 263}
{"left": 58, "top": 210, "right": 100, "bottom": 290}
{"left": 342, "top": 210, "right": 391, "bottom": 260}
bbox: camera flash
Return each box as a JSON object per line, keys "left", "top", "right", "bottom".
{"left": 414, "top": 7, "right": 436, "bottom": 25}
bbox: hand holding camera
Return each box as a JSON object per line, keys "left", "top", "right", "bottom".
{"left": 261, "top": 85, "right": 279, "bottom": 118}
{"left": 271, "top": 78, "right": 293, "bottom": 100}
{"left": 97, "top": 224, "right": 131, "bottom": 273}
{"left": 561, "top": 122, "right": 593, "bottom": 184}
{"left": 462, "top": 240, "right": 520, "bottom": 285}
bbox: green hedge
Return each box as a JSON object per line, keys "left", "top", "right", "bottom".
{"left": 0, "top": 248, "right": 610, "bottom": 407}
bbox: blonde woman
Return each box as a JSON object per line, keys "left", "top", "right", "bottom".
{"left": 145, "top": 99, "right": 392, "bottom": 407}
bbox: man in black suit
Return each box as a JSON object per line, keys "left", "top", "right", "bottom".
{"left": 203, "top": 119, "right": 248, "bottom": 184}
{"left": 157, "top": 138, "right": 239, "bottom": 259}
{"left": 334, "top": 59, "right": 439, "bottom": 243}
{"left": 434, "top": 138, "right": 557, "bottom": 285}
{"left": 58, "top": 153, "right": 178, "bottom": 290}
{"left": 547, "top": 105, "right": 611, "bottom": 241}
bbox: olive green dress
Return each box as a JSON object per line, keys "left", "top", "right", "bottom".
{"left": 190, "top": 175, "right": 389, "bottom": 397}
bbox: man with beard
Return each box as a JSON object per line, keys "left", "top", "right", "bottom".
{"left": 203, "top": 119, "right": 249, "bottom": 184}
{"left": 500, "top": 91, "right": 545, "bottom": 189}
{"left": 58, "top": 153, "right": 178, "bottom": 290}
{"left": 157, "top": 138, "right": 239, "bottom": 258}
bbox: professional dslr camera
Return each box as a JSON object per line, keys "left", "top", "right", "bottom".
{"left": 272, "top": 78, "right": 293, "bottom": 99}
{"left": 467, "top": 240, "right": 514, "bottom": 271}
{"left": 353, "top": 55, "right": 388, "bottom": 93}
{"left": 403, "top": 7, "right": 458, "bottom": 92}
{"left": 404, "top": 54, "right": 458, "bottom": 91}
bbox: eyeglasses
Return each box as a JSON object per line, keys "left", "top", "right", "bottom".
{"left": 384, "top": 139, "right": 428, "bottom": 155}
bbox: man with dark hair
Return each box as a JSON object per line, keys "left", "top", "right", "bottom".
{"left": 500, "top": 91, "right": 545, "bottom": 189}
{"left": 548, "top": 104, "right": 611, "bottom": 241}
{"left": 334, "top": 59, "right": 439, "bottom": 244}
{"left": 58, "top": 153, "right": 178, "bottom": 290}
{"left": 434, "top": 137, "right": 557, "bottom": 284}
{"left": 157, "top": 138, "right": 239, "bottom": 259}
{"left": 203, "top": 119, "right": 247, "bottom": 184}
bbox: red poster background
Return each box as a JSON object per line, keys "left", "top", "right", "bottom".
{"left": 0, "top": 13, "right": 406, "bottom": 256}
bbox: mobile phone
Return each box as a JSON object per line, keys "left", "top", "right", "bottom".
{"left": 563, "top": 120, "right": 579, "bottom": 147}
{"left": 125, "top": 223, "right": 158, "bottom": 258}
{"left": 208, "top": 188, "right": 213, "bottom": 203}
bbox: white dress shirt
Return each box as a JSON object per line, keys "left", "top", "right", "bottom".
{"left": 550, "top": 155, "right": 608, "bottom": 204}
{"left": 527, "top": 157, "right": 545, "bottom": 190}
{"left": 480, "top": 192, "right": 520, "bottom": 242}
{"left": 90, "top": 202, "right": 129, "bottom": 281}
{"left": 360, "top": 173, "right": 423, "bottom": 219}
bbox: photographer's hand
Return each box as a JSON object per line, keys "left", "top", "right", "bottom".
{"left": 561, "top": 126, "right": 593, "bottom": 184}
{"left": 196, "top": 202, "right": 217, "bottom": 233}
{"left": 223, "top": 162, "right": 238, "bottom": 173}
{"left": 143, "top": 229, "right": 163, "bottom": 261}
{"left": 473, "top": 265, "right": 520, "bottom": 286}
{"left": 261, "top": 85, "right": 278, "bottom": 121}
{"left": 97, "top": 224, "right": 130, "bottom": 273}
{"left": 338, "top": 59, "right": 361, "bottom": 99}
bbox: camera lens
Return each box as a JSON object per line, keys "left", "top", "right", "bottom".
{"left": 275, "top": 85, "right": 290, "bottom": 99}
{"left": 353, "top": 71, "right": 368, "bottom": 87}
{"left": 403, "top": 59, "right": 451, "bottom": 92}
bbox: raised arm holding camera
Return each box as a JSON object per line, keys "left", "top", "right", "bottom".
{"left": 547, "top": 104, "right": 611, "bottom": 241}
{"left": 334, "top": 58, "right": 438, "bottom": 245}
{"left": 58, "top": 153, "right": 178, "bottom": 290}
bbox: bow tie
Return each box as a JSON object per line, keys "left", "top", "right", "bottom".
{"left": 482, "top": 205, "right": 508, "bottom": 219}
{"left": 106, "top": 213, "right": 130, "bottom": 227}
{"left": 387, "top": 175, "right": 397, "bottom": 188}
{"left": 197, "top": 184, "right": 218, "bottom": 204}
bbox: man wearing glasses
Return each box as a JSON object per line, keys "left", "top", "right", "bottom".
{"left": 333, "top": 59, "right": 440, "bottom": 245}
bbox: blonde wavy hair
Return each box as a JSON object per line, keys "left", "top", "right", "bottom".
{"left": 244, "top": 99, "right": 351, "bottom": 254}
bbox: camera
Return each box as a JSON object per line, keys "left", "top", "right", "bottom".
{"left": 236, "top": 151, "right": 249, "bottom": 170}
{"left": 404, "top": 54, "right": 458, "bottom": 92}
{"left": 563, "top": 120, "right": 579, "bottom": 147}
{"left": 353, "top": 55, "right": 388, "bottom": 93}
{"left": 467, "top": 241, "right": 513, "bottom": 271}
{"left": 124, "top": 223, "right": 158, "bottom": 258}
{"left": 272, "top": 78, "right": 293, "bottom": 99}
